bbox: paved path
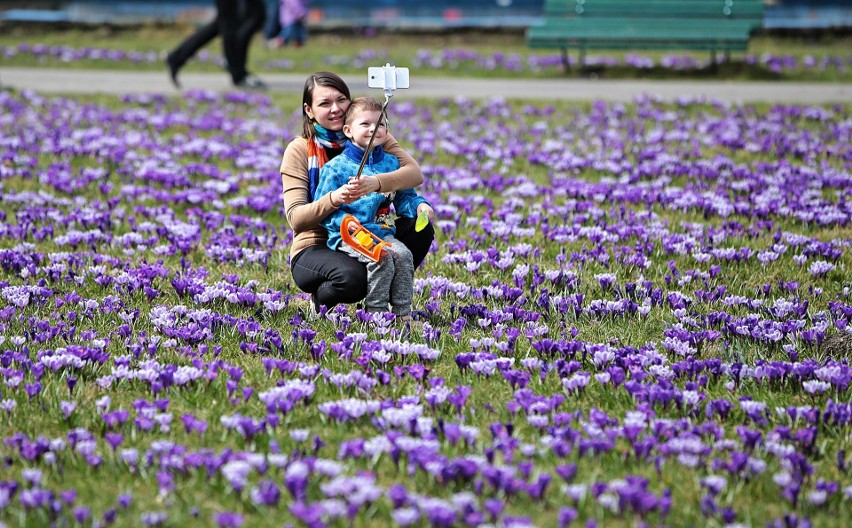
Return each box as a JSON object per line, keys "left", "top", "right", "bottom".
{"left": 1, "top": 66, "right": 850, "bottom": 103}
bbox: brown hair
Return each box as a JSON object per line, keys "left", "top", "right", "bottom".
{"left": 344, "top": 96, "right": 384, "bottom": 126}
{"left": 343, "top": 97, "right": 382, "bottom": 125}
{"left": 301, "top": 71, "right": 351, "bottom": 138}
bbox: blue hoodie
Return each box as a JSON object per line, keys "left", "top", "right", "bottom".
{"left": 315, "top": 142, "right": 428, "bottom": 251}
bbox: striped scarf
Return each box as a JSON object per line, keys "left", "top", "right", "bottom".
{"left": 307, "top": 123, "right": 348, "bottom": 201}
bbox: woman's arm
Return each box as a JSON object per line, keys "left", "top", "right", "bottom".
{"left": 314, "top": 162, "right": 350, "bottom": 239}
{"left": 280, "top": 139, "right": 342, "bottom": 231}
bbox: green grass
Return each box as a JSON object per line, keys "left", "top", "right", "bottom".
{"left": 0, "top": 76, "right": 851, "bottom": 527}
{"left": 1, "top": 23, "right": 851, "bottom": 82}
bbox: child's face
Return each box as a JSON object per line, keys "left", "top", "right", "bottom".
{"left": 343, "top": 109, "right": 385, "bottom": 149}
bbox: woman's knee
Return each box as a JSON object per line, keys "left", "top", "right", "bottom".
{"left": 335, "top": 274, "right": 368, "bottom": 302}
{"left": 408, "top": 225, "right": 435, "bottom": 269}
{"left": 326, "top": 260, "right": 368, "bottom": 302}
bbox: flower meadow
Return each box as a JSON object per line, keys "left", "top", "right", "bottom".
{"left": 0, "top": 85, "right": 851, "bottom": 528}
{"left": 2, "top": 42, "right": 851, "bottom": 79}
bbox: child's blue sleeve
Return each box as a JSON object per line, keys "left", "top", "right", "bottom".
{"left": 393, "top": 188, "right": 429, "bottom": 219}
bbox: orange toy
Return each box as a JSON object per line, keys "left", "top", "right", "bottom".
{"left": 340, "top": 214, "right": 391, "bottom": 262}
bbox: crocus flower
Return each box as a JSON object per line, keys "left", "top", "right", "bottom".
{"left": 213, "top": 511, "right": 244, "bottom": 527}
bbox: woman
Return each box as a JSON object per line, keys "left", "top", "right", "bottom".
{"left": 280, "top": 71, "right": 435, "bottom": 310}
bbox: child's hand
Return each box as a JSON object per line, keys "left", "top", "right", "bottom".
{"left": 333, "top": 181, "right": 359, "bottom": 206}
{"left": 348, "top": 175, "right": 380, "bottom": 197}
{"left": 416, "top": 203, "right": 435, "bottom": 222}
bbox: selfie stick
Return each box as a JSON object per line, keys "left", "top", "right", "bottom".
{"left": 340, "top": 65, "right": 404, "bottom": 262}
{"left": 354, "top": 65, "right": 399, "bottom": 179}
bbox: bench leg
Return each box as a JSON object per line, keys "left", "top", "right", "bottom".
{"left": 561, "top": 47, "right": 570, "bottom": 73}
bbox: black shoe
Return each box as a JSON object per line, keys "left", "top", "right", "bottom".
{"left": 235, "top": 74, "right": 267, "bottom": 91}
{"left": 166, "top": 54, "right": 181, "bottom": 88}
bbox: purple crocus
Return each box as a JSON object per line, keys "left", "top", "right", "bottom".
{"left": 73, "top": 506, "right": 91, "bottom": 524}
{"left": 213, "top": 511, "right": 244, "bottom": 527}
{"left": 250, "top": 480, "right": 281, "bottom": 507}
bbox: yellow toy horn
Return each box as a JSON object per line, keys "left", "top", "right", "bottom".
{"left": 340, "top": 214, "right": 390, "bottom": 263}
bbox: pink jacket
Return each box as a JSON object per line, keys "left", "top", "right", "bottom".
{"left": 280, "top": 0, "right": 309, "bottom": 26}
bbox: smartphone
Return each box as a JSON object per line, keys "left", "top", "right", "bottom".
{"left": 367, "top": 65, "right": 410, "bottom": 90}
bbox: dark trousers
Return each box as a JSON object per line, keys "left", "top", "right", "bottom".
{"left": 169, "top": 0, "right": 265, "bottom": 85}
{"left": 263, "top": 0, "right": 282, "bottom": 39}
{"left": 219, "top": 0, "right": 265, "bottom": 83}
{"left": 290, "top": 218, "right": 436, "bottom": 309}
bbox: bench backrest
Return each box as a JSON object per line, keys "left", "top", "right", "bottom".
{"left": 543, "top": 0, "right": 764, "bottom": 20}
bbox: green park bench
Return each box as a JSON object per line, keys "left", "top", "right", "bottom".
{"left": 526, "top": 0, "right": 765, "bottom": 71}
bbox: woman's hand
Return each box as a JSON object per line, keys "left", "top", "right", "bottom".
{"left": 347, "top": 175, "right": 381, "bottom": 198}
{"left": 417, "top": 203, "right": 435, "bottom": 222}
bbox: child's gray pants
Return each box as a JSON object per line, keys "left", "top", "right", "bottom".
{"left": 339, "top": 234, "right": 414, "bottom": 316}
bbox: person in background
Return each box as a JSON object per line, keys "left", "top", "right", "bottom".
{"left": 269, "top": 0, "right": 309, "bottom": 48}
{"left": 280, "top": 72, "right": 435, "bottom": 314}
{"left": 314, "top": 97, "right": 433, "bottom": 320}
{"left": 166, "top": 0, "right": 267, "bottom": 90}
{"left": 263, "top": 0, "right": 282, "bottom": 48}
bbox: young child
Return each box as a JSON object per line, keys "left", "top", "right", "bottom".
{"left": 314, "top": 96, "right": 431, "bottom": 319}
{"left": 273, "top": 0, "right": 309, "bottom": 48}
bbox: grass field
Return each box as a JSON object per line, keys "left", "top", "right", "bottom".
{"left": 1, "top": 21, "right": 851, "bottom": 528}
{"left": 1, "top": 23, "right": 851, "bottom": 82}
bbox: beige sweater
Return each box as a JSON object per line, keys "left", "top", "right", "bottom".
{"left": 280, "top": 134, "right": 423, "bottom": 259}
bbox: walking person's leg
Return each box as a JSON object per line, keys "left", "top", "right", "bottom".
{"left": 215, "top": 0, "right": 243, "bottom": 85}
{"left": 231, "top": 0, "right": 266, "bottom": 87}
{"left": 262, "top": 0, "right": 281, "bottom": 41}
{"left": 166, "top": 19, "right": 219, "bottom": 87}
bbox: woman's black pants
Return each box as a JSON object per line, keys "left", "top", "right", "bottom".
{"left": 290, "top": 218, "right": 435, "bottom": 309}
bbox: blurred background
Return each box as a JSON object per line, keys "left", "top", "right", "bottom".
{"left": 1, "top": 0, "right": 850, "bottom": 30}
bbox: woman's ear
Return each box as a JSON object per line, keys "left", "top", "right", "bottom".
{"left": 303, "top": 103, "right": 314, "bottom": 121}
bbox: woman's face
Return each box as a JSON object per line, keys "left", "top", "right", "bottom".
{"left": 305, "top": 85, "right": 350, "bottom": 131}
